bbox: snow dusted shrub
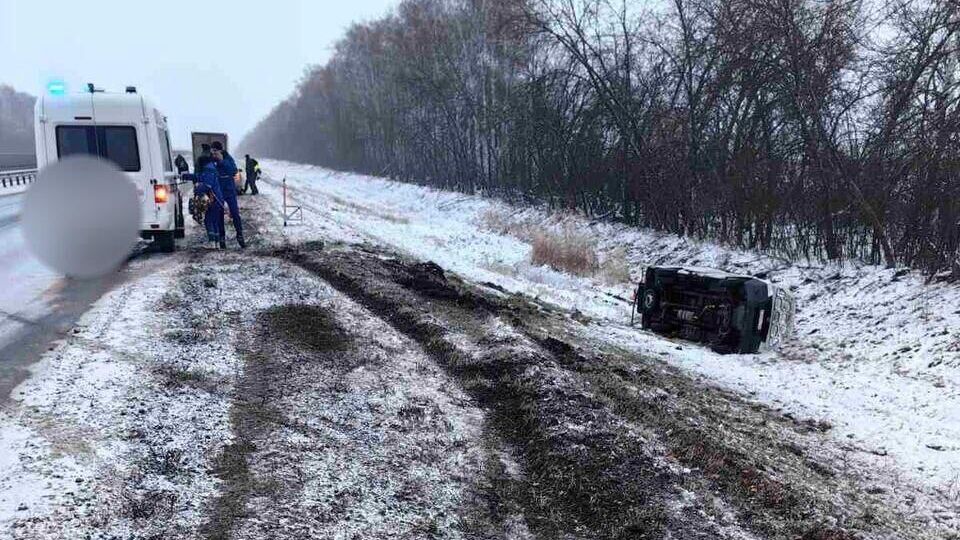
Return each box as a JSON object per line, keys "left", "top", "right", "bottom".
{"left": 599, "top": 247, "right": 631, "bottom": 284}
{"left": 157, "top": 290, "right": 185, "bottom": 310}
{"left": 481, "top": 207, "right": 536, "bottom": 239}
{"left": 479, "top": 256, "right": 517, "bottom": 277}
{"left": 531, "top": 226, "right": 599, "bottom": 277}
{"left": 483, "top": 208, "right": 609, "bottom": 278}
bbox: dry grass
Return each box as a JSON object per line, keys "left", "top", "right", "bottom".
{"left": 157, "top": 291, "right": 185, "bottom": 311}
{"left": 481, "top": 208, "right": 536, "bottom": 238}
{"left": 599, "top": 247, "right": 631, "bottom": 284}
{"left": 480, "top": 257, "right": 517, "bottom": 277}
{"left": 530, "top": 227, "right": 599, "bottom": 277}
{"left": 154, "top": 362, "right": 216, "bottom": 391}
{"left": 26, "top": 412, "right": 95, "bottom": 457}
{"left": 483, "top": 208, "right": 635, "bottom": 281}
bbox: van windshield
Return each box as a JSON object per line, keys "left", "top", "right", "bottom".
{"left": 56, "top": 125, "right": 141, "bottom": 172}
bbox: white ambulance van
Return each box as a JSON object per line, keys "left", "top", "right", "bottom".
{"left": 34, "top": 85, "right": 186, "bottom": 252}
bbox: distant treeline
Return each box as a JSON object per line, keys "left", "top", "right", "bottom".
{"left": 242, "top": 0, "right": 960, "bottom": 275}
{"left": 0, "top": 85, "right": 36, "bottom": 163}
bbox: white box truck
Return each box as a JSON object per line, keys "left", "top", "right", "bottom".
{"left": 34, "top": 85, "right": 186, "bottom": 252}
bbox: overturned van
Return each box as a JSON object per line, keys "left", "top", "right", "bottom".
{"left": 634, "top": 266, "right": 796, "bottom": 354}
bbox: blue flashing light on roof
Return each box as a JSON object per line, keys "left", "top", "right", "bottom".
{"left": 47, "top": 81, "right": 66, "bottom": 96}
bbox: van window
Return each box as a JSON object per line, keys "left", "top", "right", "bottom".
{"left": 100, "top": 127, "right": 140, "bottom": 172}
{"left": 56, "top": 126, "right": 97, "bottom": 158}
{"left": 158, "top": 127, "right": 173, "bottom": 172}
{"left": 55, "top": 125, "right": 141, "bottom": 172}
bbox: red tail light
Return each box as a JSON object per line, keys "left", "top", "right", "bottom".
{"left": 154, "top": 184, "right": 169, "bottom": 204}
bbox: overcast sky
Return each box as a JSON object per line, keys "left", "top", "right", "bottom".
{"left": 0, "top": 0, "right": 398, "bottom": 148}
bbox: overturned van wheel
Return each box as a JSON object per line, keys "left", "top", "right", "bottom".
{"left": 642, "top": 289, "right": 659, "bottom": 313}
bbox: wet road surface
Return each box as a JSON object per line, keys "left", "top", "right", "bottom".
{"left": 0, "top": 190, "right": 163, "bottom": 402}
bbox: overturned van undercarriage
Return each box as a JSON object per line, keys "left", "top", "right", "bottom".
{"left": 634, "top": 266, "right": 796, "bottom": 354}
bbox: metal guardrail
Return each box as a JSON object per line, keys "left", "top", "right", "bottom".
{"left": 0, "top": 169, "right": 38, "bottom": 190}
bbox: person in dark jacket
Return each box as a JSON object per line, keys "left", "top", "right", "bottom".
{"left": 174, "top": 154, "right": 190, "bottom": 174}
{"left": 211, "top": 141, "right": 244, "bottom": 248}
{"left": 244, "top": 154, "right": 260, "bottom": 195}
{"left": 193, "top": 155, "right": 227, "bottom": 247}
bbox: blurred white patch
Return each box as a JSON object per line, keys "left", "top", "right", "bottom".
{"left": 22, "top": 157, "right": 140, "bottom": 278}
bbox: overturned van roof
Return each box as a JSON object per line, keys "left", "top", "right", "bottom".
{"left": 651, "top": 265, "right": 778, "bottom": 294}
{"left": 36, "top": 91, "right": 163, "bottom": 125}
{"left": 655, "top": 265, "right": 750, "bottom": 280}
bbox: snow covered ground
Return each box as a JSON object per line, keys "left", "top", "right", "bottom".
{"left": 260, "top": 160, "right": 960, "bottom": 495}
{"left": 0, "top": 160, "right": 956, "bottom": 537}
{"left": 0, "top": 243, "right": 495, "bottom": 538}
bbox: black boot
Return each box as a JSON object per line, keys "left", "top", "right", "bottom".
{"left": 219, "top": 237, "right": 227, "bottom": 249}
{"left": 237, "top": 235, "right": 246, "bottom": 249}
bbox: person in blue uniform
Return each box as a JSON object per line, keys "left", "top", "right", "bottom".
{"left": 194, "top": 155, "right": 227, "bottom": 247}
{"left": 210, "top": 141, "right": 245, "bottom": 248}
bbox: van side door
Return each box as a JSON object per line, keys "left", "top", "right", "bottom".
{"left": 154, "top": 125, "right": 177, "bottom": 183}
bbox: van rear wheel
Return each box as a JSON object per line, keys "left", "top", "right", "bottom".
{"left": 155, "top": 231, "right": 176, "bottom": 253}
{"left": 174, "top": 194, "right": 185, "bottom": 239}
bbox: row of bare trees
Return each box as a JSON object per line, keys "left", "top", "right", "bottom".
{"left": 241, "top": 0, "right": 960, "bottom": 275}
{"left": 0, "top": 85, "right": 37, "bottom": 158}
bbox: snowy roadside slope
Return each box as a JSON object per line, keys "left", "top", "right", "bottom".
{"left": 261, "top": 160, "right": 960, "bottom": 494}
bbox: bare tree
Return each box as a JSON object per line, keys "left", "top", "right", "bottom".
{"left": 240, "top": 0, "right": 960, "bottom": 276}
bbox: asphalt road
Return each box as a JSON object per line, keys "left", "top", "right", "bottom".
{"left": 0, "top": 190, "right": 136, "bottom": 402}
{"left": 0, "top": 192, "right": 54, "bottom": 321}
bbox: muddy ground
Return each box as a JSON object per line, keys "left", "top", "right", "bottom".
{"left": 4, "top": 194, "right": 951, "bottom": 540}
{"left": 261, "top": 241, "right": 935, "bottom": 540}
